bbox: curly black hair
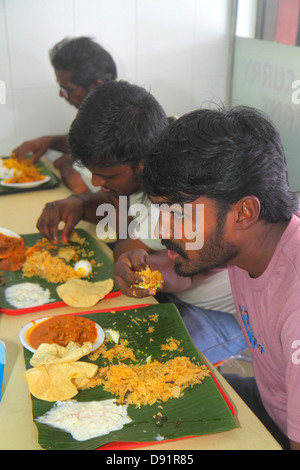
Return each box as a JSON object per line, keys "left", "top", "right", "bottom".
{"left": 142, "top": 106, "right": 299, "bottom": 223}
{"left": 69, "top": 80, "right": 168, "bottom": 168}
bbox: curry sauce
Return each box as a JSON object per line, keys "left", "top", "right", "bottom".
{"left": 0, "top": 233, "right": 27, "bottom": 271}
{"left": 27, "top": 315, "right": 98, "bottom": 349}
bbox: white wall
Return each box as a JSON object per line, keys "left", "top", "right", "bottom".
{"left": 0, "top": 0, "right": 234, "bottom": 155}
{"left": 236, "top": 0, "right": 257, "bottom": 38}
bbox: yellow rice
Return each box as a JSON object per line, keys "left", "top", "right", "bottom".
{"left": 81, "top": 356, "right": 209, "bottom": 408}
{"left": 22, "top": 250, "right": 80, "bottom": 283}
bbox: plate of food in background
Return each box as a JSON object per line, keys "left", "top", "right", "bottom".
{"left": 0, "top": 156, "right": 59, "bottom": 194}
{"left": 0, "top": 228, "right": 120, "bottom": 314}
{"left": 1, "top": 175, "right": 51, "bottom": 189}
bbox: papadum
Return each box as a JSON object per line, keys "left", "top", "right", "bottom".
{"left": 30, "top": 341, "right": 93, "bottom": 367}
{"left": 24, "top": 361, "right": 98, "bottom": 402}
{"left": 56, "top": 278, "right": 113, "bottom": 307}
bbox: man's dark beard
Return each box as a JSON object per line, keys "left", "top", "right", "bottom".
{"left": 161, "top": 229, "right": 238, "bottom": 277}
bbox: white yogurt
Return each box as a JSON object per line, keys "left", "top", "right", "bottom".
{"left": 5, "top": 283, "right": 54, "bottom": 309}
{"left": 0, "top": 159, "right": 15, "bottom": 180}
{"left": 36, "top": 399, "right": 132, "bottom": 441}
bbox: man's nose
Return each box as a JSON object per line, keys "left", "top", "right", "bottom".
{"left": 91, "top": 174, "right": 106, "bottom": 187}
{"left": 154, "top": 211, "right": 173, "bottom": 240}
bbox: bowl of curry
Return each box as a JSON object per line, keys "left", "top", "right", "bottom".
{"left": 19, "top": 314, "right": 104, "bottom": 353}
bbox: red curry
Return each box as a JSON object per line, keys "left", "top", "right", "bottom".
{"left": 28, "top": 315, "right": 98, "bottom": 349}
{"left": 0, "top": 233, "right": 27, "bottom": 271}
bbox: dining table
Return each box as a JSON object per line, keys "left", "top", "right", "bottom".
{"left": 0, "top": 158, "right": 282, "bottom": 450}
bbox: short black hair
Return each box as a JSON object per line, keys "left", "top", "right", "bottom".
{"left": 142, "top": 106, "right": 299, "bottom": 223}
{"left": 69, "top": 80, "right": 168, "bottom": 168}
{"left": 49, "top": 36, "right": 117, "bottom": 89}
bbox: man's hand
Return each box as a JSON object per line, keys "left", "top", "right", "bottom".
{"left": 12, "top": 136, "right": 54, "bottom": 162}
{"left": 114, "top": 248, "right": 160, "bottom": 298}
{"left": 36, "top": 195, "right": 85, "bottom": 244}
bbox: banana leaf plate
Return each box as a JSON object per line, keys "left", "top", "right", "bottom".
{"left": 0, "top": 229, "right": 120, "bottom": 315}
{"left": 0, "top": 157, "right": 60, "bottom": 195}
{"left": 22, "top": 304, "right": 238, "bottom": 450}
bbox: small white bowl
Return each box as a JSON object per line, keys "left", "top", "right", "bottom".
{"left": 0, "top": 227, "right": 20, "bottom": 238}
{"left": 19, "top": 316, "right": 105, "bottom": 354}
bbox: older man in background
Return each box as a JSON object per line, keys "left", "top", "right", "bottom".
{"left": 13, "top": 36, "right": 117, "bottom": 193}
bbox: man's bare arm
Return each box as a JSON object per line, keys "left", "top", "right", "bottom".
{"left": 37, "top": 190, "right": 119, "bottom": 243}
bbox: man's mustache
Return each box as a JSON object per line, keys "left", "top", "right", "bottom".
{"left": 161, "top": 239, "right": 188, "bottom": 259}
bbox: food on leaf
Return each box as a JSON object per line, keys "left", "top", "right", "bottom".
{"left": 23, "top": 250, "right": 80, "bottom": 283}
{"left": 24, "top": 361, "right": 98, "bottom": 401}
{"left": 27, "top": 315, "right": 98, "bottom": 350}
{"left": 73, "top": 260, "right": 93, "bottom": 278}
{"left": 104, "top": 329, "right": 120, "bottom": 344}
{"left": 58, "top": 246, "right": 76, "bottom": 262}
{"left": 29, "top": 341, "right": 94, "bottom": 367}
{"left": 35, "top": 399, "right": 131, "bottom": 441}
{"left": 0, "top": 233, "right": 27, "bottom": 271}
{"left": 57, "top": 278, "right": 113, "bottom": 307}
{"left": 5, "top": 283, "right": 53, "bottom": 309}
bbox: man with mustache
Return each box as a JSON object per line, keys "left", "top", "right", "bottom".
{"left": 37, "top": 79, "right": 247, "bottom": 365}
{"left": 115, "top": 106, "right": 300, "bottom": 450}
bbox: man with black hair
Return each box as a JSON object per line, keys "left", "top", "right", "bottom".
{"left": 118, "top": 105, "right": 300, "bottom": 449}
{"left": 12, "top": 36, "right": 117, "bottom": 193}
{"left": 37, "top": 81, "right": 247, "bottom": 366}
{"left": 37, "top": 80, "right": 168, "bottom": 244}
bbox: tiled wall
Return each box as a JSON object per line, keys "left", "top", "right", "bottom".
{"left": 0, "top": 0, "right": 234, "bottom": 155}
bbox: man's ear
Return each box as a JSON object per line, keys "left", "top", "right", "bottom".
{"left": 88, "top": 79, "right": 104, "bottom": 91}
{"left": 235, "top": 196, "right": 261, "bottom": 229}
{"left": 138, "top": 160, "right": 144, "bottom": 172}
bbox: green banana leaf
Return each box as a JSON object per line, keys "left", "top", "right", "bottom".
{"left": 23, "top": 304, "right": 237, "bottom": 450}
{"left": 0, "top": 229, "right": 118, "bottom": 312}
{"left": 0, "top": 158, "right": 60, "bottom": 195}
